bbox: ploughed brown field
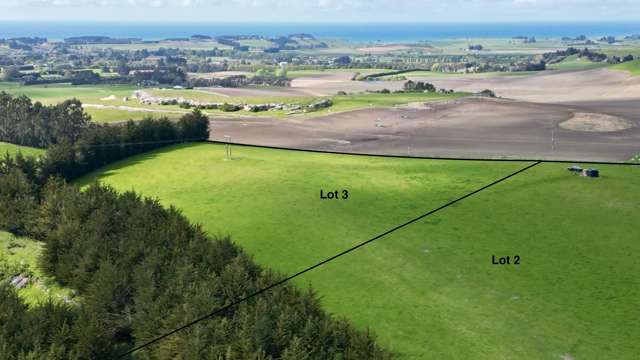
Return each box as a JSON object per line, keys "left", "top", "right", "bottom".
{"left": 209, "top": 68, "right": 640, "bottom": 161}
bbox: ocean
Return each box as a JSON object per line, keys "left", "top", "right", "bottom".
{"left": 0, "top": 22, "right": 639, "bottom": 42}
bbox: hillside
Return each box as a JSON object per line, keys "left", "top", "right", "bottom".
{"left": 80, "top": 143, "right": 640, "bottom": 359}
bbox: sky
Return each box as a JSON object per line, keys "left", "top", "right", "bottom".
{"left": 1, "top": 0, "right": 640, "bottom": 22}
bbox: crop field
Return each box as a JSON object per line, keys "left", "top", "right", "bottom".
{"left": 79, "top": 143, "right": 640, "bottom": 359}
{"left": 0, "top": 142, "right": 45, "bottom": 156}
{"left": 0, "top": 232, "right": 72, "bottom": 306}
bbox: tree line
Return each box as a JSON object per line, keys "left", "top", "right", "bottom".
{"left": 0, "top": 93, "right": 89, "bottom": 148}
{"left": 0, "top": 95, "right": 392, "bottom": 359}
{"left": 0, "top": 92, "right": 209, "bottom": 182}
{"left": 0, "top": 172, "right": 391, "bottom": 359}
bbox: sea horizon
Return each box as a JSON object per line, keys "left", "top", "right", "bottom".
{"left": 1, "top": 21, "right": 639, "bottom": 42}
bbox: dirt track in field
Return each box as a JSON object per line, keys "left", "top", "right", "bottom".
{"left": 207, "top": 69, "right": 640, "bottom": 162}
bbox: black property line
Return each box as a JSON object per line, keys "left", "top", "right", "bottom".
{"left": 118, "top": 160, "right": 542, "bottom": 358}
{"left": 206, "top": 140, "right": 640, "bottom": 166}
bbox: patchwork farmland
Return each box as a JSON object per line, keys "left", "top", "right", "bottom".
{"left": 2, "top": 19, "right": 640, "bottom": 359}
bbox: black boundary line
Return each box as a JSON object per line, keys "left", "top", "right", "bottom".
{"left": 206, "top": 140, "right": 640, "bottom": 166}
{"left": 118, "top": 160, "right": 542, "bottom": 358}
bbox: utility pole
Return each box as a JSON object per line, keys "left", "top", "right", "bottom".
{"left": 224, "top": 135, "right": 232, "bottom": 160}
{"left": 551, "top": 121, "right": 556, "bottom": 152}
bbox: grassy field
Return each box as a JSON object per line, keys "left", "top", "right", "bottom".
{"left": 147, "top": 88, "right": 315, "bottom": 105}
{"left": 74, "top": 40, "right": 233, "bottom": 51}
{"left": 0, "top": 232, "right": 73, "bottom": 306}
{"left": 146, "top": 88, "right": 466, "bottom": 118}
{"left": 238, "top": 39, "right": 276, "bottom": 48}
{"left": 0, "top": 82, "right": 135, "bottom": 103}
{"left": 0, "top": 81, "right": 467, "bottom": 121}
{"left": 326, "top": 91, "right": 467, "bottom": 114}
{"left": 610, "top": 59, "right": 640, "bottom": 75}
{"left": 79, "top": 143, "right": 640, "bottom": 359}
{"left": 0, "top": 82, "right": 180, "bottom": 122}
{"left": 0, "top": 81, "right": 209, "bottom": 122}
{"left": 84, "top": 107, "right": 185, "bottom": 123}
{"left": 547, "top": 55, "right": 608, "bottom": 71}
{"left": 0, "top": 142, "right": 45, "bottom": 157}
{"left": 600, "top": 45, "right": 640, "bottom": 59}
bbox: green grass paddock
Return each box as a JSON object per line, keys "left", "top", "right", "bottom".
{"left": 0, "top": 142, "right": 45, "bottom": 157}
{"left": 610, "top": 59, "right": 640, "bottom": 75}
{"left": 547, "top": 55, "right": 608, "bottom": 71}
{"left": 0, "top": 82, "right": 186, "bottom": 122}
{"left": 79, "top": 143, "right": 640, "bottom": 359}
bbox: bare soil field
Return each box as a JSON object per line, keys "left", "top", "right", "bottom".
{"left": 408, "top": 68, "right": 640, "bottom": 102}
{"left": 200, "top": 86, "right": 314, "bottom": 97}
{"left": 199, "top": 67, "right": 640, "bottom": 103}
{"left": 187, "top": 71, "right": 253, "bottom": 79}
{"left": 198, "top": 72, "right": 405, "bottom": 97}
{"left": 202, "top": 68, "right": 640, "bottom": 161}
{"left": 210, "top": 97, "right": 640, "bottom": 162}
{"left": 291, "top": 72, "right": 404, "bottom": 96}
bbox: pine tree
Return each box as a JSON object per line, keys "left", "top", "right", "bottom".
{"left": 281, "top": 337, "right": 310, "bottom": 360}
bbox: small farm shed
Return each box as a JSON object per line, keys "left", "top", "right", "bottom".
{"left": 567, "top": 165, "right": 599, "bottom": 178}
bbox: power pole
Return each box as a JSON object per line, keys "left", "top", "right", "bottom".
{"left": 551, "top": 121, "right": 556, "bottom": 152}
{"left": 224, "top": 135, "right": 232, "bottom": 160}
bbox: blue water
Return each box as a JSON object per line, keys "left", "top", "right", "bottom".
{"left": 0, "top": 22, "right": 639, "bottom": 42}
